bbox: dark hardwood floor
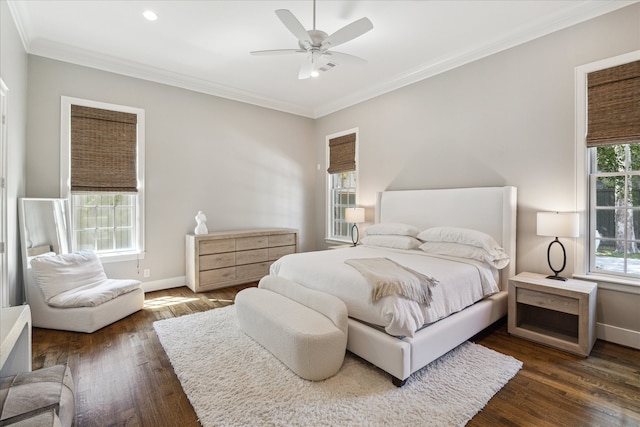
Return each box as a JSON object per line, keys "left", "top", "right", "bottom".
{"left": 32, "top": 285, "right": 640, "bottom": 427}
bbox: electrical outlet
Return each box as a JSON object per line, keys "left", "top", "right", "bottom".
{"left": 143, "top": 269, "right": 150, "bottom": 278}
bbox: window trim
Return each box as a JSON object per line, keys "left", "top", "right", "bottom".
{"left": 575, "top": 50, "right": 640, "bottom": 284}
{"left": 325, "top": 128, "right": 359, "bottom": 244}
{"left": 0, "top": 78, "right": 8, "bottom": 308}
{"left": 60, "top": 96, "right": 145, "bottom": 262}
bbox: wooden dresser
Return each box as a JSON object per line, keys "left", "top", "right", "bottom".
{"left": 185, "top": 228, "right": 298, "bottom": 292}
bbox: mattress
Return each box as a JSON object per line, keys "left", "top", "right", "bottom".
{"left": 269, "top": 245, "right": 500, "bottom": 337}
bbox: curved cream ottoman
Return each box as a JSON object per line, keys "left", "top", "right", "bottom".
{"left": 235, "top": 275, "right": 348, "bottom": 381}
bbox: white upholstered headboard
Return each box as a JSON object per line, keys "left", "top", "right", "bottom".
{"left": 375, "top": 186, "right": 517, "bottom": 289}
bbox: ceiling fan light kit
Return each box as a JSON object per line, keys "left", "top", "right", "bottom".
{"left": 250, "top": 0, "right": 373, "bottom": 79}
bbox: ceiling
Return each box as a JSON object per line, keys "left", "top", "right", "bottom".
{"left": 7, "top": 0, "right": 636, "bottom": 118}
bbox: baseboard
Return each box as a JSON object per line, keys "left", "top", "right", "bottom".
{"left": 597, "top": 322, "right": 640, "bottom": 350}
{"left": 142, "top": 276, "right": 186, "bottom": 293}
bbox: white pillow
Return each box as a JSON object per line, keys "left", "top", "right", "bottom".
{"left": 361, "top": 235, "right": 422, "bottom": 250}
{"left": 30, "top": 250, "right": 108, "bottom": 302}
{"left": 417, "top": 227, "right": 502, "bottom": 252}
{"left": 365, "top": 223, "right": 419, "bottom": 237}
{"left": 419, "top": 241, "right": 510, "bottom": 269}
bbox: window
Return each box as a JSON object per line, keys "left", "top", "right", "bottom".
{"left": 60, "top": 97, "right": 145, "bottom": 261}
{"left": 576, "top": 53, "right": 640, "bottom": 282}
{"left": 326, "top": 130, "right": 358, "bottom": 242}
{"left": 72, "top": 194, "right": 137, "bottom": 252}
{"left": 329, "top": 171, "right": 357, "bottom": 240}
{"left": 590, "top": 144, "right": 640, "bottom": 277}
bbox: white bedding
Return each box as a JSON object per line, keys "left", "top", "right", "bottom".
{"left": 269, "top": 245, "right": 500, "bottom": 338}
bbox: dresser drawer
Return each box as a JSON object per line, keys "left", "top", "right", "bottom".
{"left": 269, "top": 233, "right": 296, "bottom": 247}
{"left": 236, "top": 248, "right": 268, "bottom": 265}
{"left": 236, "top": 262, "right": 270, "bottom": 280}
{"left": 268, "top": 245, "right": 296, "bottom": 261}
{"left": 199, "top": 266, "right": 236, "bottom": 286}
{"left": 516, "top": 287, "right": 579, "bottom": 315}
{"left": 200, "top": 252, "right": 235, "bottom": 271}
{"left": 236, "top": 236, "right": 268, "bottom": 251}
{"left": 199, "top": 239, "right": 235, "bottom": 255}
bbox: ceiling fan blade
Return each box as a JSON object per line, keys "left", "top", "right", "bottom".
{"left": 298, "top": 55, "right": 315, "bottom": 80}
{"left": 322, "top": 51, "right": 368, "bottom": 65}
{"left": 250, "top": 49, "right": 305, "bottom": 56}
{"left": 275, "top": 9, "right": 312, "bottom": 49}
{"left": 321, "top": 17, "right": 373, "bottom": 50}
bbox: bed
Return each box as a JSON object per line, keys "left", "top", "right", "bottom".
{"left": 270, "top": 186, "right": 517, "bottom": 386}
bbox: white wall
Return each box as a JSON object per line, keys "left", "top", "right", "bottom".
{"left": 314, "top": 4, "right": 640, "bottom": 348}
{"left": 0, "top": 0, "right": 28, "bottom": 305}
{"left": 25, "top": 57, "right": 316, "bottom": 288}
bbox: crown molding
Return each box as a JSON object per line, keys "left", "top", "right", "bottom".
{"left": 8, "top": 0, "right": 637, "bottom": 120}
{"left": 27, "top": 39, "right": 316, "bottom": 118}
{"left": 313, "top": 1, "right": 638, "bottom": 118}
{"left": 6, "top": 0, "right": 30, "bottom": 52}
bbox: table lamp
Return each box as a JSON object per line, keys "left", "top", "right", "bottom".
{"left": 345, "top": 207, "right": 365, "bottom": 246}
{"left": 537, "top": 212, "right": 579, "bottom": 281}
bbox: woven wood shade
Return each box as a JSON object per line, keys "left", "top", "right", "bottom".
{"left": 587, "top": 60, "right": 640, "bottom": 147}
{"left": 327, "top": 133, "right": 356, "bottom": 174}
{"left": 71, "top": 105, "right": 138, "bottom": 192}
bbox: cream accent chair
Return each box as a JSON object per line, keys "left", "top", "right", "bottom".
{"left": 26, "top": 250, "right": 144, "bottom": 333}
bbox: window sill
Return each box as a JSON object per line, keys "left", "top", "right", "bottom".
{"left": 98, "top": 251, "right": 144, "bottom": 264}
{"left": 325, "top": 238, "right": 352, "bottom": 245}
{"left": 573, "top": 273, "right": 640, "bottom": 295}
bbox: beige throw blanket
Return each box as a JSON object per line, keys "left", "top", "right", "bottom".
{"left": 345, "top": 257, "right": 439, "bottom": 305}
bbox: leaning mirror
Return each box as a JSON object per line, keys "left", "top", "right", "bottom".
{"left": 18, "top": 198, "right": 71, "bottom": 270}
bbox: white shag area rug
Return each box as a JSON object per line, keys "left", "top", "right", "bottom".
{"left": 154, "top": 305, "right": 522, "bottom": 427}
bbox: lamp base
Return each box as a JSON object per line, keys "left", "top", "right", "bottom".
{"left": 350, "top": 224, "right": 359, "bottom": 247}
{"left": 546, "top": 238, "right": 569, "bottom": 283}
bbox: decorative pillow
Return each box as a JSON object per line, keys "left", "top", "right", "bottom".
{"left": 417, "top": 227, "right": 502, "bottom": 252}
{"left": 365, "top": 223, "right": 419, "bottom": 237}
{"left": 30, "top": 250, "right": 108, "bottom": 302}
{"left": 361, "top": 235, "right": 422, "bottom": 250}
{"left": 419, "top": 241, "right": 510, "bottom": 269}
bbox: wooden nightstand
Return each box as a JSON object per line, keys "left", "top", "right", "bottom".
{"left": 508, "top": 272, "right": 597, "bottom": 357}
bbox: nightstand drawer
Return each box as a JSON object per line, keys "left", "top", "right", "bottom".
{"left": 516, "top": 288, "right": 579, "bottom": 315}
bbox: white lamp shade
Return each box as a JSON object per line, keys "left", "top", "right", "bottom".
{"left": 345, "top": 207, "right": 365, "bottom": 224}
{"left": 537, "top": 212, "right": 579, "bottom": 238}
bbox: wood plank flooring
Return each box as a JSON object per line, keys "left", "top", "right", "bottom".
{"left": 31, "top": 284, "right": 640, "bottom": 427}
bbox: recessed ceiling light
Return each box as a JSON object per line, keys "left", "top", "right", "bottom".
{"left": 143, "top": 10, "right": 158, "bottom": 21}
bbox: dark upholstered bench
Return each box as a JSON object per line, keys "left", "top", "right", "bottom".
{"left": 0, "top": 365, "right": 74, "bottom": 426}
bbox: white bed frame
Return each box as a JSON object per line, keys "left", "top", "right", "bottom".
{"left": 347, "top": 186, "right": 517, "bottom": 386}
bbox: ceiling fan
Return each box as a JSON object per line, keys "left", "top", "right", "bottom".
{"left": 250, "top": 0, "right": 373, "bottom": 79}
